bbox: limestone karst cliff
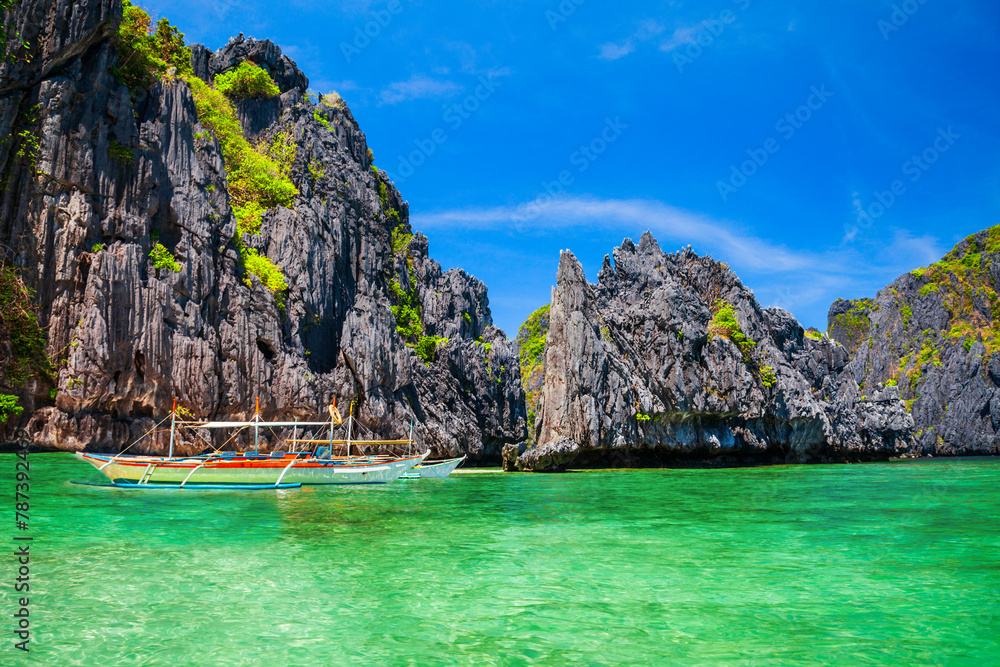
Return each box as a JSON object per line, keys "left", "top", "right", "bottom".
{"left": 0, "top": 0, "right": 526, "bottom": 458}
{"left": 521, "top": 233, "right": 913, "bottom": 470}
{"left": 830, "top": 225, "right": 1000, "bottom": 456}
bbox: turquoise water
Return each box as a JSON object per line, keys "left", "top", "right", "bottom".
{"left": 2, "top": 454, "right": 999, "bottom": 665}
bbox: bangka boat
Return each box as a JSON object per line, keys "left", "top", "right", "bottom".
{"left": 76, "top": 450, "right": 426, "bottom": 487}
{"left": 74, "top": 399, "right": 429, "bottom": 489}
{"left": 401, "top": 456, "right": 467, "bottom": 479}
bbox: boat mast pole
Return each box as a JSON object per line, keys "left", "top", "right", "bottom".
{"left": 292, "top": 417, "right": 298, "bottom": 453}
{"left": 327, "top": 401, "right": 335, "bottom": 459}
{"left": 346, "top": 404, "right": 353, "bottom": 460}
{"left": 168, "top": 398, "right": 177, "bottom": 458}
{"left": 254, "top": 396, "right": 260, "bottom": 456}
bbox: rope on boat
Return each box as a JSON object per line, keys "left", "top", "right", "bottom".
{"left": 428, "top": 464, "right": 452, "bottom": 481}
{"left": 209, "top": 424, "right": 251, "bottom": 454}
{"left": 111, "top": 413, "right": 174, "bottom": 459}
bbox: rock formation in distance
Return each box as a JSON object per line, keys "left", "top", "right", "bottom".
{"left": 521, "top": 233, "right": 913, "bottom": 470}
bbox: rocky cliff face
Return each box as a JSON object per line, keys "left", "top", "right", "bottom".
{"left": 0, "top": 1, "right": 526, "bottom": 458}
{"left": 523, "top": 233, "right": 913, "bottom": 470}
{"left": 830, "top": 226, "right": 1000, "bottom": 456}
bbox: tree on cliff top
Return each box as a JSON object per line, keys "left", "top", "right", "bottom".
{"left": 115, "top": 0, "right": 192, "bottom": 94}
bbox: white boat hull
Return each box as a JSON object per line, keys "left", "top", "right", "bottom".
{"left": 76, "top": 452, "right": 427, "bottom": 486}
{"left": 401, "top": 456, "right": 465, "bottom": 479}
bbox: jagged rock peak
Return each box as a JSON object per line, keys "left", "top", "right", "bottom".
{"left": 192, "top": 35, "right": 308, "bottom": 94}
{"left": 523, "top": 232, "right": 913, "bottom": 470}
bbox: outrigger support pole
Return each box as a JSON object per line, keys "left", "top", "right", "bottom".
{"left": 408, "top": 419, "right": 413, "bottom": 458}
{"left": 168, "top": 398, "right": 177, "bottom": 459}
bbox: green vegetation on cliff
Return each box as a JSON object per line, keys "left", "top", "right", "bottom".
{"left": 240, "top": 246, "right": 288, "bottom": 293}
{"left": 829, "top": 298, "right": 873, "bottom": 350}
{"left": 391, "top": 225, "right": 413, "bottom": 255}
{"left": 708, "top": 300, "right": 756, "bottom": 362}
{"left": 517, "top": 304, "right": 550, "bottom": 440}
{"left": 389, "top": 274, "right": 422, "bottom": 341}
{"left": 313, "top": 108, "right": 331, "bottom": 130}
{"left": 874, "top": 225, "right": 1000, "bottom": 411}
{"left": 374, "top": 168, "right": 401, "bottom": 225}
{"left": 415, "top": 335, "right": 448, "bottom": 365}
{"left": 518, "top": 305, "right": 549, "bottom": 371}
{"left": 0, "top": 0, "right": 23, "bottom": 61}
{"left": 149, "top": 242, "right": 181, "bottom": 272}
{"left": 183, "top": 74, "right": 297, "bottom": 234}
{"left": 181, "top": 69, "right": 294, "bottom": 302}
{"left": 0, "top": 266, "right": 52, "bottom": 405}
{"left": 385, "top": 210, "right": 428, "bottom": 353}
{"left": 116, "top": 2, "right": 294, "bottom": 305}
{"left": 321, "top": 92, "right": 346, "bottom": 110}
{"left": 908, "top": 226, "right": 1000, "bottom": 354}
{"left": 708, "top": 300, "right": 777, "bottom": 388}
{"left": 115, "top": 1, "right": 192, "bottom": 94}
{"left": 215, "top": 61, "right": 280, "bottom": 100}
{"left": 0, "top": 392, "right": 22, "bottom": 423}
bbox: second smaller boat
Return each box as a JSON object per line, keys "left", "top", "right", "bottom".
{"left": 401, "top": 456, "right": 466, "bottom": 479}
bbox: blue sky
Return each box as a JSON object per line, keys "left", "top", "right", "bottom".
{"left": 146, "top": 0, "right": 1000, "bottom": 337}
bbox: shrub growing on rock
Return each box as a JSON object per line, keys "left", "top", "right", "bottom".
{"left": 0, "top": 266, "right": 52, "bottom": 386}
{"left": 149, "top": 242, "right": 181, "bottom": 272}
{"left": 182, "top": 75, "right": 297, "bottom": 236}
{"left": 0, "top": 393, "right": 22, "bottom": 423}
{"left": 115, "top": 1, "right": 192, "bottom": 94}
{"left": 240, "top": 245, "right": 288, "bottom": 292}
{"left": 415, "top": 335, "right": 448, "bottom": 365}
{"left": 708, "top": 300, "right": 756, "bottom": 361}
{"left": 390, "top": 277, "right": 423, "bottom": 340}
{"left": 183, "top": 72, "right": 295, "bottom": 306}
{"left": 215, "top": 61, "right": 280, "bottom": 100}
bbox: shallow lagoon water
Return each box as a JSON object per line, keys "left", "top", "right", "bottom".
{"left": 4, "top": 454, "right": 999, "bottom": 665}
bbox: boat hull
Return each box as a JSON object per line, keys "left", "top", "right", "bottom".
{"left": 419, "top": 457, "right": 465, "bottom": 478}
{"left": 401, "top": 456, "right": 466, "bottom": 479}
{"left": 76, "top": 452, "right": 426, "bottom": 486}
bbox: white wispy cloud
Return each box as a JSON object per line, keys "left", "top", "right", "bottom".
{"left": 378, "top": 75, "right": 462, "bottom": 105}
{"left": 598, "top": 19, "right": 665, "bottom": 60}
{"left": 412, "top": 195, "right": 945, "bottom": 322}
{"left": 415, "top": 196, "right": 816, "bottom": 273}
{"left": 598, "top": 41, "right": 636, "bottom": 60}
{"left": 659, "top": 25, "right": 702, "bottom": 52}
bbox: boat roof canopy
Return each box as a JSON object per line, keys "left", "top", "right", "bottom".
{"left": 184, "top": 421, "right": 334, "bottom": 429}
